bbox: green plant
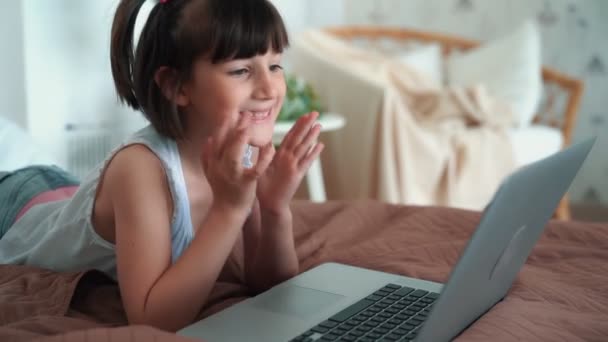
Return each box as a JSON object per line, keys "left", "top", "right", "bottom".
{"left": 278, "top": 73, "right": 324, "bottom": 121}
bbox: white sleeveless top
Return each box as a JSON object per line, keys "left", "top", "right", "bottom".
{"left": 0, "top": 125, "right": 199, "bottom": 280}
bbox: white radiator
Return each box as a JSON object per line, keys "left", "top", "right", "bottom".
{"left": 64, "top": 124, "right": 117, "bottom": 180}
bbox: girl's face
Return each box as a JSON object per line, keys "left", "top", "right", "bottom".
{"left": 181, "top": 51, "right": 286, "bottom": 147}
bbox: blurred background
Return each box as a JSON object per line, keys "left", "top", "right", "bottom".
{"left": 0, "top": 0, "right": 606, "bottom": 220}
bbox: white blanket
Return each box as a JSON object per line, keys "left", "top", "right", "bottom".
{"left": 0, "top": 117, "right": 57, "bottom": 171}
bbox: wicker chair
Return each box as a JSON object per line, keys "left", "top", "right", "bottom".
{"left": 324, "top": 26, "right": 584, "bottom": 220}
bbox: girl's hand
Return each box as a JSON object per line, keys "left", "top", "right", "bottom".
{"left": 202, "top": 115, "right": 274, "bottom": 213}
{"left": 257, "top": 112, "right": 325, "bottom": 214}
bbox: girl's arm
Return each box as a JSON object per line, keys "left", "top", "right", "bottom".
{"left": 242, "top": 200, "right": 298, "bottom": 293}
{"left": 107, "top": 145, "right": 248, "bottom": 332}
{"left": 246, "top": 112, "right": 323, "bottom": 291}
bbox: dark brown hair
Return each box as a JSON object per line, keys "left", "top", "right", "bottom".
{"left": 110, "top": 0, "right": 289, "bottom": 139}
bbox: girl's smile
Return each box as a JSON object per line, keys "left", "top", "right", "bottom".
{"left": 239, "top": 108, "right": 273, "bottom": 124}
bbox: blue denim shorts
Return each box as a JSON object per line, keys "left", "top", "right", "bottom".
{"left": 0, "top": 165, "right": 79, "bottom": 238}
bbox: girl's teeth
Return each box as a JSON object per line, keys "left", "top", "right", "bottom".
{"left": 251, "top": 111, "right": 268, "bottom": 118}
{"left": 240, "top": 110, "right": 269, "bottom": 119}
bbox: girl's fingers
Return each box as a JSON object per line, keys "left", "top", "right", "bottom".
{"left": 225, "top": 115, "right": 250, "bottom": 148}
{"left": 246, "top": 142, "right": 275, "bottom": 179}
{"left": 213, "top": 120, "right": 232, "bottom": 159}
{"left": 224, "top": 116, "right": 254, "bottom": 175}
{"left": 279, "top": 113, "right": 304, "bottom": 148}
{"left": 235, "top": 113, "right": 250, "bottom": 131}
{"left": 282, "top": 112, "right": 319, "bottom": 150}
{"left": 225, "top": 128, "right": 250, "bottom": 174}
{"left": 212, "top": 115, "right": 249, "bottom": 174}
{"left": 293, "top": 123, "right": 322, "bottom": 160}
{"left": 298, "top": 142, "right": 324, "bottom": 170}
{"left": 216, "top": 114, "right": 250, "bottom": 159}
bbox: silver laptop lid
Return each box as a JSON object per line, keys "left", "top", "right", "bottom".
{"left": 416, "top": 137, "right": 596, "bottom": 342}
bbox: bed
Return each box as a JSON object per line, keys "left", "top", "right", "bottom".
{"left": 2, "top": 200, "right": 607, "bottom": 341}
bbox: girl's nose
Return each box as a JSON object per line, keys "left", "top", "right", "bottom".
{"left": 252, "top": 69, "right": 278, "bottom": 100}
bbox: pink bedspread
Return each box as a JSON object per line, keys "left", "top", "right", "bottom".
{"left": 1, "top": 200, "right": 607, "bottom": 341}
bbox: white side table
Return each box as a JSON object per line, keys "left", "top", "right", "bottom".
{"left": 273, "top": 113, "right": 346, "bottom": 202}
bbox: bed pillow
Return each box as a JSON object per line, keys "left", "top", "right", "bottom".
{"left": 447, "top": 20, "right": 542, "bottom": 127}
{"left": 398, "top": 43, "right": 444, "bottom": 86}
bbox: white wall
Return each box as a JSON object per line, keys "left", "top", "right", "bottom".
{"left": 305, "top": 0, "right": 346, "bottom": 31}
{"left": 0, "top": 1, "right": 27, "bottom": 128}
{"left": 21, "top": 0, "right": 144, "bottom": 167}
{"left": 271, "top": 0, "right": 346, "bottom": 69}
{"left": 270, "top": 0, "right": 308, "bottom": 36}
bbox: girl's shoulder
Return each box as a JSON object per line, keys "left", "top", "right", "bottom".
{"left": 96, "top": 125, "right": 183, "bottom": 220}
{"left": 106, "top": 125, "right": 180, "bottom": 179}
{"left": 100, "top": 143, "right": 174, "bottom": 220}
{"left": 104, "top": 143, "right": 168, "bottom": 191}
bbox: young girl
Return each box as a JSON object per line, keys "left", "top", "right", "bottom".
{"left": 0, "top": 0, "right": 323, "bottom": 332}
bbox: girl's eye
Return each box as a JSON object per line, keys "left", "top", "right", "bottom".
{"left": 229, "top": 68, "right": 249, "bottom": 76}
{"left": 270, "top": 64, "right": 283, "bottom": 72}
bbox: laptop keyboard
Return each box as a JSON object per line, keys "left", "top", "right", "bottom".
{"left": 289, "top": 284, "right": 439, "bottom": 342}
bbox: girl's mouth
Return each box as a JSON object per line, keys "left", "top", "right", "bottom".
{"left": 240, "top": 109, "right": 272, "bottom": 123}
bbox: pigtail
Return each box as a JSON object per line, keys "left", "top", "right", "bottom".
{"left": 110, "top": 0, "right": 147, "bottom": 110}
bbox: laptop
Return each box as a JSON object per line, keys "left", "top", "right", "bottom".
{"left": 179, "top": 137, "right": 596, "bottom": 342}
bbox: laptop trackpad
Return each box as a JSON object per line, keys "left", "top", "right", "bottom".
{"left": 251, "top": 285, "right": 346, "bottom": 319}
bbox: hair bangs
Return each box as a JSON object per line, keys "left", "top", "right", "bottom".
{"left": 207, "top": 0, "right": 289, "bottom": 63}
